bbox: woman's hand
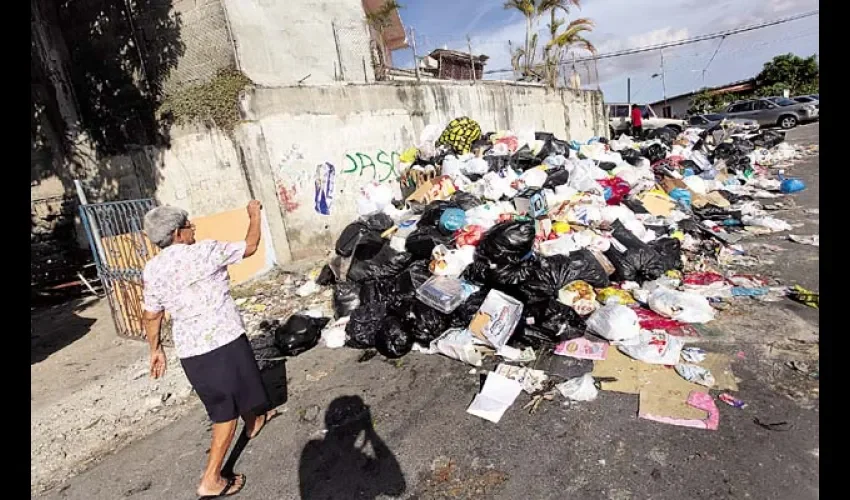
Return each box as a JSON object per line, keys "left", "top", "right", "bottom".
{"left": 150, "top": 347, "right": 167, "bottom": 379}
{"left": 247, "top": 200, "right": 262, "bottom": 219}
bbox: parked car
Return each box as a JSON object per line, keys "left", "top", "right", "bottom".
{"left": 793, "top": 95, "right": 819, "bottom": 109}
{"left": 723, "top": 97, "right": 818, "bottom": 129}
{"left": 687, "top": 113, "right": 759, "bottom": 132}
{"left": 607, "top": 103, "right": 686, "bottom": 135}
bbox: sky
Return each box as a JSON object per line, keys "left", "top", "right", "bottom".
{"left": 391, "top": 0, "right": 819, "bottom": 103}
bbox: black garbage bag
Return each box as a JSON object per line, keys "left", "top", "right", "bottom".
{"left": 512, "top": 145, "right": 541, "bottom": 171}
{"left": 645, "top": 126, "right": 678, "bottom": 146}
{"left": 520, "top": 250, "right": 610, "bottom": 303}
{"left": 450, "top": 191, "right": 484, "bottom": 211}
{"left": 271, "top": 314, "right": 331, "bottom": 357}
{"left": 359, "top": 279, "right": 396, "bottom": 305}
{"left": 542, "top": 168, "right": 570, "bottom": 189}
{"left": 347, "top": 245, "right": 413, "bottom": 283}
{"left": 711, "top": 142, "right": 738, "bottom": 162}
{"left": 417, "top": 200, "right": 462, "bottom": 228}
{"left": 536, "top": 132, "right": 569, "bottom": 160}
{"left": 335, "top": 213, "right": 395, "bottom": 259}
{"left": 316, "top": 264, "right": 336, "bottom": 286}
{"left": 604, "top": 220, "right": 665, "bottom": 283}
{"left": 395, "top": 259, "right": 432, "bottom": 296}
{"left": 623, "top": 197, "right": 650, "bottom": 215}
{"left": 598, "top": 161, "right": 618, "bottom": 172}
{"left": 751, "top": 130, "right": 785, "bottom": 149}
{"left": 405, "top": 225, "right": 454, "bottom": 259}
{"left": 640, "top": 143, "right": 667, "bottom": 164}
{"left": 483, "top": 154, "right": 512, "bottom": 172}
{"left": 345, "top": 302, "right": 387, "bottom": 349}
{"left": 397, "top": 300, "right": 452, "bottom": 345}
{"left": 648, "top": 237, "right": 683, "bottom": 273}
{"left": 375, "top": 316, "right": 414, "bottom": 359}
{"left": 524, "top": 299, "right": 586, "bottom": 342}
{"left": 333, "top": 282, "right": 361, "bottom": 319}
{"left": 619, "top": 148, "right": 643, "bottom": 166}
{"left": 716, "top": 190, "right": 753, "bottom": 204}
{"left": 477, "top": 220, "right": 536, "bottom": 264}
{"left": 449, "top": 287, "right": 490, "bottom": 328}
{"left": 693, "top": 206, "right": 742, "bottom": 222}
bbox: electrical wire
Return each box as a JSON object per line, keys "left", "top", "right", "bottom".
{"left": 483, "top": 9, "right": 818, "bottom": 74}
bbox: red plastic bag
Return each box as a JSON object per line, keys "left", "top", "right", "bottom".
{"left": 455, "top": 225, "right": 485, "bottom": 247}
{"left": 597, "top": 178, "right": 631, "bottom": 205}
{"left": 683, "top": 272, "right": 726, "bottom": 286}
{"left": 633, "top": 307, "right": 700, "bottom": 338}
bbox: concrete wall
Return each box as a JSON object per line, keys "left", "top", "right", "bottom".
{"left": 239, "top": 81, "right": 606, "bottom": 260}
{"left": 223, "top": 0, "right": 374, "bottom": 86}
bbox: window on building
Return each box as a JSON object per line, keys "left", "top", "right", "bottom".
{"left": 662, "top": 106, "right": 672, "bottom": 118}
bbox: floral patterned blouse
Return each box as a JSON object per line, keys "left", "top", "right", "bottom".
{"left": 143, "top": 240, "right": 247, "bottom": 359}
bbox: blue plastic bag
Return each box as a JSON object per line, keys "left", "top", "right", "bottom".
{"left": 780, "top": 178, "right": 806, "bottom": 194}
{"left": 439, "top": 208, "right": 467, "bottom": 232}
{"left": 668, "top": 188, "right": 692, "bottom": 208}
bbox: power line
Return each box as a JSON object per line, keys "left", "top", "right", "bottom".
{"left": 484, "top": 9, "right": 818, "bottom": 75}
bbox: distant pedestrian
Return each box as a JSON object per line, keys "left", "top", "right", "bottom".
{"left": 141, "top": 200, "right": 277, "bottom": 499}
{"left": 630, "top": 104, "right": 643, "bottom": 139}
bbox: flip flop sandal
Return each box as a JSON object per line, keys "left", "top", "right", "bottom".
{"left": 199, "top": 474, "right": 245, "bottom": 499}
{"left": 247, "top": 410, "right": 279, "bottom": 440}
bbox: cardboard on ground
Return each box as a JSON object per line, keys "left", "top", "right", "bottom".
{"left": 591, "top": 348, "right": 737, "bottom": 420}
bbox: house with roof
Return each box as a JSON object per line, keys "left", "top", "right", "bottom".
{"left": 649, "top": 78, "right": 756, "bottom": 118}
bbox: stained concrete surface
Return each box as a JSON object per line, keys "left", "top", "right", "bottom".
{"left": 36, "top": 124, "right": 819, "bottom": 500}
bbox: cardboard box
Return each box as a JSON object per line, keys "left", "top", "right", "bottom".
{"left": 513, "top": 188, "right": 548, "bottom": 219}
{"left": 469, "top": 290, "right": 524, "bottom": 349}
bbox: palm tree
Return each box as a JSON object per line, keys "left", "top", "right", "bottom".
{"left": 504, "top": 0, "right": 584, "bottom": 80}
{"left": 365, "top": 1, "right": 403, "bottom": 79}
{"left": 544, "top": 15, "right": 595, "bottom": 88}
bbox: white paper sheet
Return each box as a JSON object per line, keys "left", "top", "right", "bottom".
{"left": 466, "top": 372, "right": 523, "bottom": 423}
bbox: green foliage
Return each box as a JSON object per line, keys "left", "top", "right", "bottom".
{"left": 687, "top": 53, "right": 818, "bottom": 116}
{"left": 755, "top": 53, "right": 818, "bottom": 96}
{"left": 158, "top": 69, "right": 252, "bottom": 133}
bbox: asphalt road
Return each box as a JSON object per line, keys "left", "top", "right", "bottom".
{"left": 40, "top": 125, "right": 819, "bottom": 500}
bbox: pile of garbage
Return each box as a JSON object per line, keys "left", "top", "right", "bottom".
{"left": 267, "top": 117, "right": 815, "bottom": 427}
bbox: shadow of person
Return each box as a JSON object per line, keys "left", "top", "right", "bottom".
{"left": 298, "top": 396, "right": 406, "bottom": 500}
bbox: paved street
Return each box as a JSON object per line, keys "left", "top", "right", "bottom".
{"left": 40, "top": 125, "right": 819, "bottom": 500}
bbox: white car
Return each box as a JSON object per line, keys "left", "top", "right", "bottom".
{"left": 607, "top": 103, "right": 686, "bottom": 136}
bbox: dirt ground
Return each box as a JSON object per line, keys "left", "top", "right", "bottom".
{"left": 31, "top": 124, "right": 819, "bottom": 498}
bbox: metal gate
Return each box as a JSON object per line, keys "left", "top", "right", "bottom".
{"left": 79, "top": 199, "right": 161, "bottom": 342}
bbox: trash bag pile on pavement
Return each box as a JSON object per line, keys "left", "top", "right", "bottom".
{"left": 289, "top": 117, "right": 817, "bottom": 427}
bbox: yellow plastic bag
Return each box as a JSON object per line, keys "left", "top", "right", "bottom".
{"left": 596, "top": 287, "right": 636, "bottom": 306}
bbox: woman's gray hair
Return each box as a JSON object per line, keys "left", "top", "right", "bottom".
{"left": 144, "top": 206, "right": 189, "bottom": 248}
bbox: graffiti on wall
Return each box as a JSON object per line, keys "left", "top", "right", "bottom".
{"left": 343, "top": 150, "right": 400, "bottom": 183}
{"left": 277, "top": 183, "right": 299, "bottom": 213}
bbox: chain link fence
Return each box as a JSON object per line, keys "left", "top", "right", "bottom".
{"left": 332, "top": 19, "right": 377, "bottom": 83}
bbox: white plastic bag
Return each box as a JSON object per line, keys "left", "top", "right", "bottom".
{"left": 586, "top": 304, "right": 640, "bottom": 342}
{"left": 321, "top": 317, "right": 349, "bottom": 348}
{"left": 520, "top": 167, "right": 548, "bottom": 188}
{"left": 430, "top": 328, "right": 487, "bottom": 367}
{"left": 647, "top": 288, "right": 716, "bottom": 324}
{"left": 618, "top": 330, "right": 685, "bottom": 365}
{"left": 675, "top": 363, "right": 715, "bottom": 387}
{"left": 357, "top": 182, "right": 393, "bottom": 216}
{"left": 556, "top": 373, "right": 598, "bottom": 402}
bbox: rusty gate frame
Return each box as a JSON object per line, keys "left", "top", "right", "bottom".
{"left": 79, "top": 198, "right": 161, "bottom": 342}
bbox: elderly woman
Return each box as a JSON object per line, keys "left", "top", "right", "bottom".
{"left": 142, "top": 200, "right": 276, "bottom": 499}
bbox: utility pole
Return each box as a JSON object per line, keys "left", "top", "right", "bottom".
{"left": 660, "top": 49, "right": 667, "bottom": 105}
{"left": 409, "top": 27, "right": 420, "bottom": 81}
{"left": 627, "top": 77, "right": 631, "bottom": 105}
{"left": 467, "top": 35, "right": 476, "bottom": 82}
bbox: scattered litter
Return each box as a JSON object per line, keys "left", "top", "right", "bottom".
{"left": 787, "top": 285, "right": 819, "bottom": 309}
{"left": 618, "top": 331, "right": 685, "bottom": 365}
{"left": 718, "top": 393, "right": 747, "bottom": 409}
{"left": 681, "top": 347, "right": 707, "bottom": 364}
{"left": 753, "top": 418, "right": 791, "bottom": 432}
{"left": 675, "top": 364, "right": 716, "bottom": 387}
{"left": 556, "top": 373, "right": 599, "bottom": 402}
{"left": 554, "top": 337, "right": 609, "bottom": 360}
{"left": 467, "top": 371, "right": 524, "bottom": 423}
{"left": 296, "top": 280, "right": 321, "bottom": 297}
{"left": 496, "top": 364, "right": 548, "bottom": 394}
{"left": 787, "top": 234, "right": 819, "bottom": 247}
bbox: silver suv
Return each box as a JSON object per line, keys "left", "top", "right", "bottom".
{"left": 724, "top": 97, "right": 818, "bottom": 129}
